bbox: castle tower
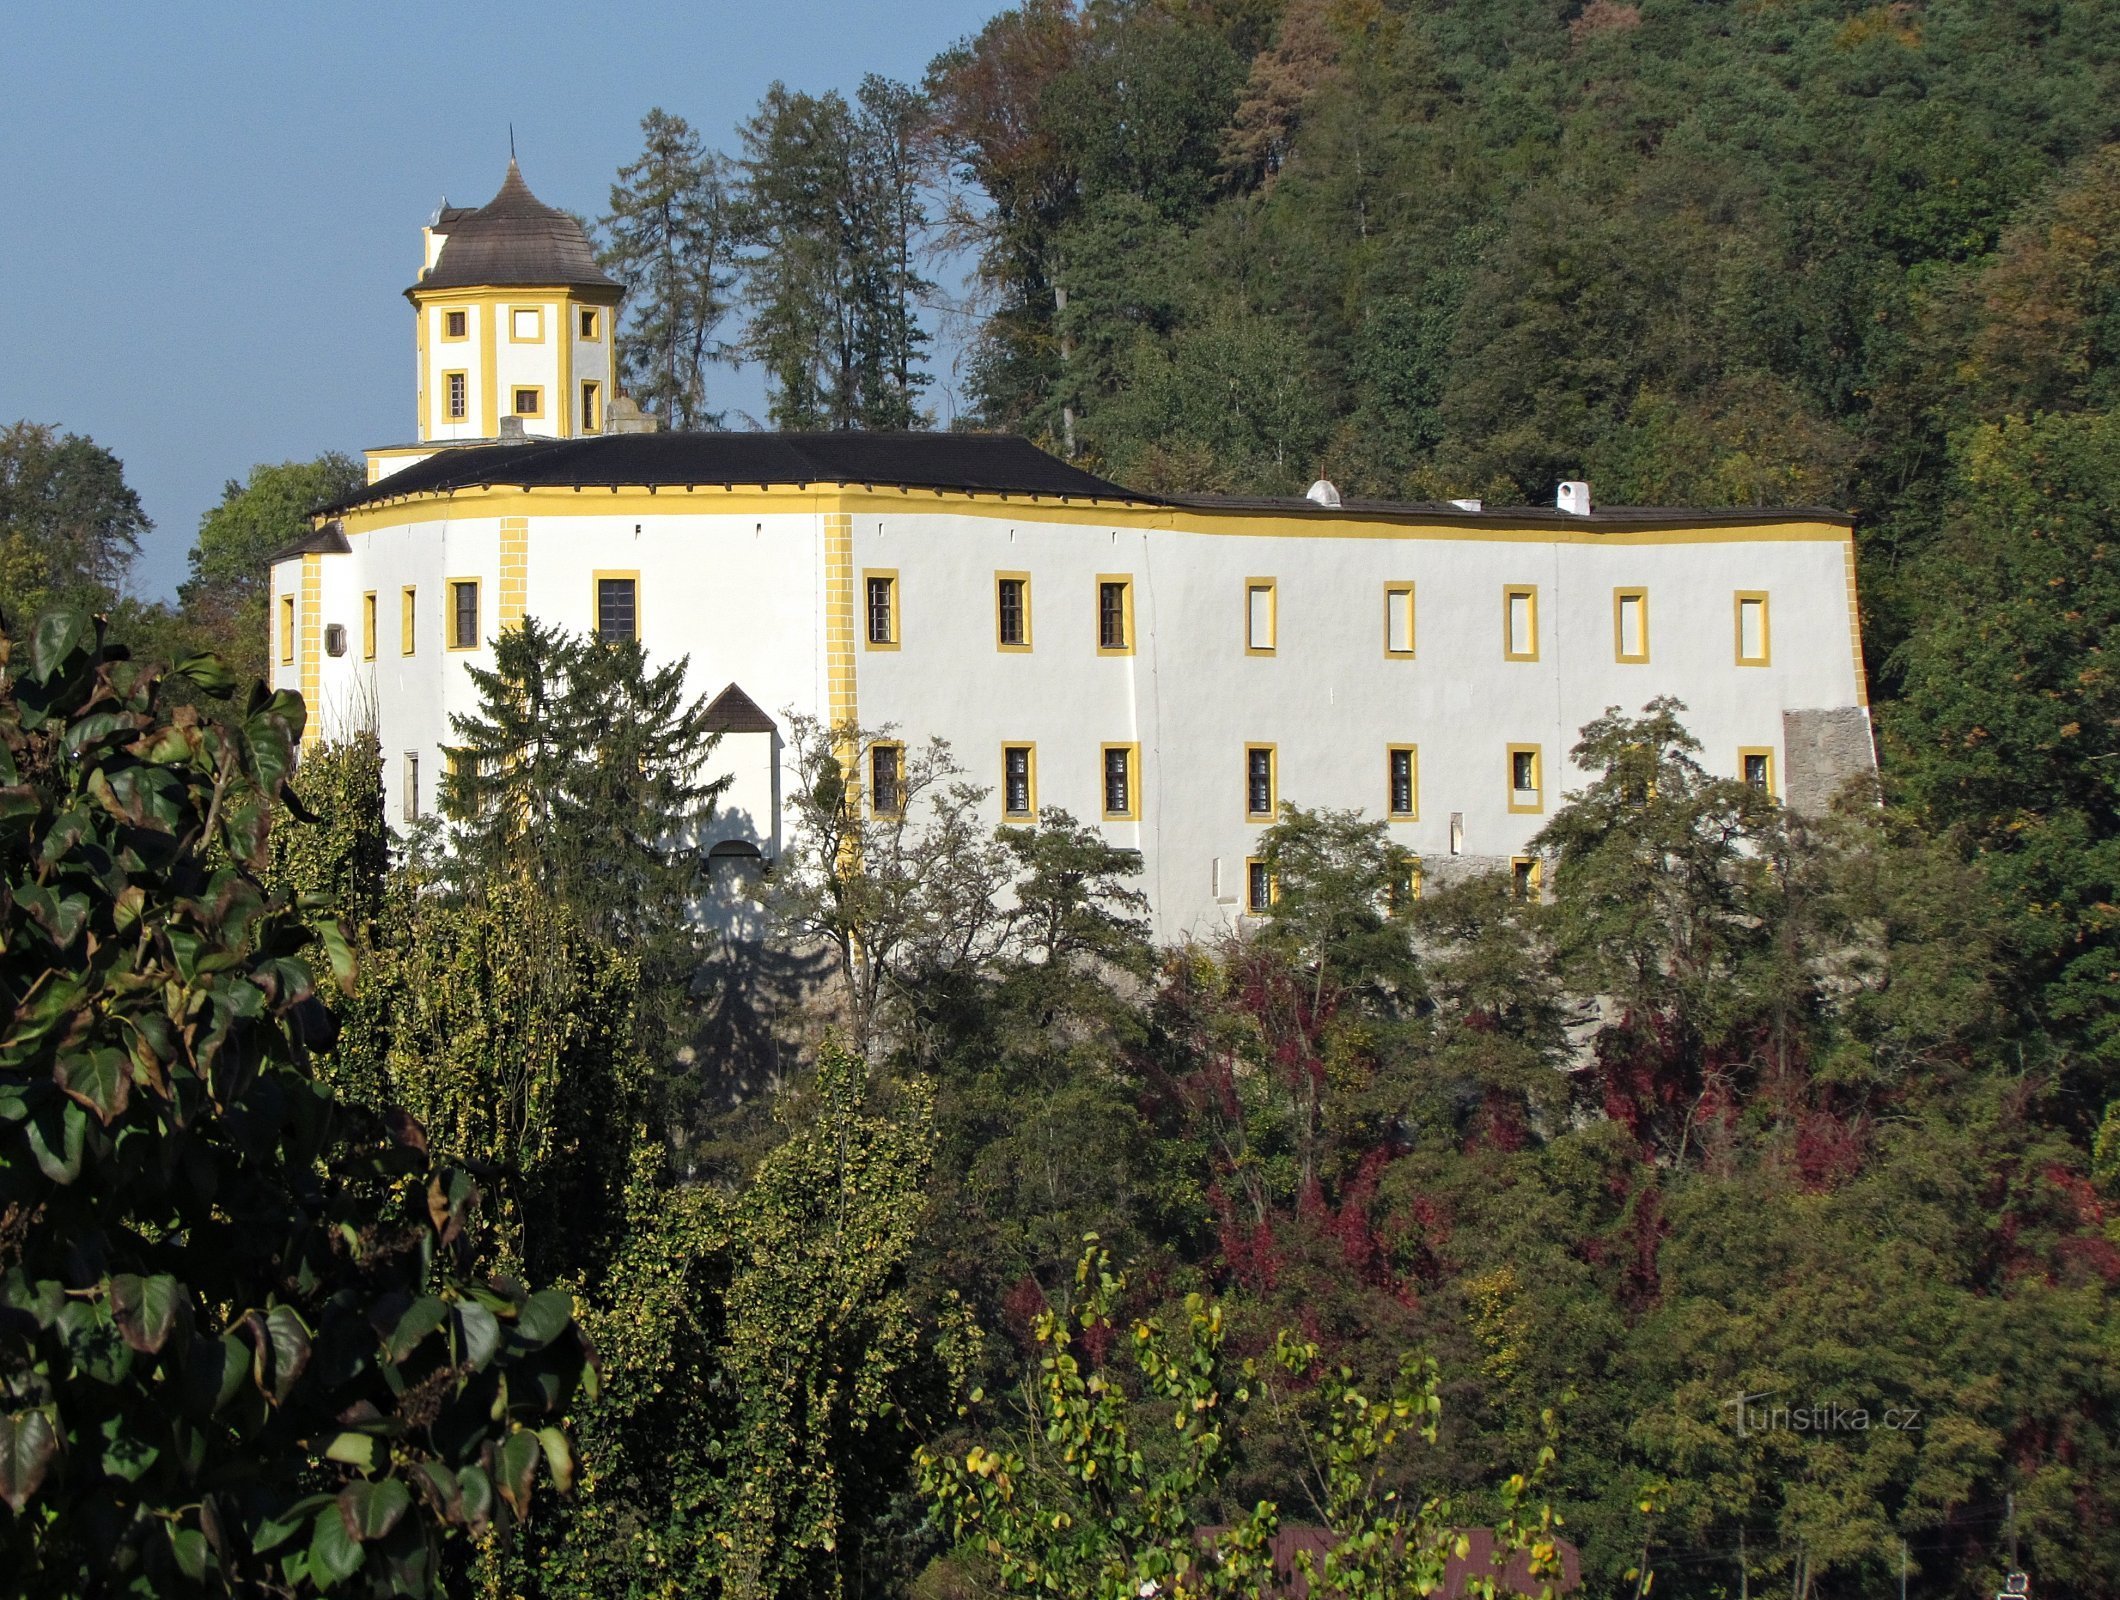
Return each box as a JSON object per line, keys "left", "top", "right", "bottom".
{"left": 405, "top": 161, "right": 621, "bottom": 446}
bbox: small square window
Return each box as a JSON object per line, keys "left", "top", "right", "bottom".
{"left": 514, "top": 387, "right": 541, "bottom": 417}
{"left": 1740, "top": 747, "right": 1775, "bottom": 795}
{"left": 1508, "top": 744, "right": 1543, "bottom": 814}
{"left": 596, "top": 575, "right": 638, "bottom": 642}
{"left": 1002, "top": 744, "right": 1035, "bottom": 819}
{"left": 579, "top": 308, "right": 598, "bottom": 339}
{"left": 1245, "top": 744, "right": 1276, "bottom": 820}
{"left": 870, "top": 743, "right": 905, "bottom": 818}
{"left": 864, "top": 572, "right": 899, "bottom": 647}
{"left": 511, "top": 307, "right": 542, "bottom": 341}
{"left": 443, "top": 309, "right": 467, "bottom": 339}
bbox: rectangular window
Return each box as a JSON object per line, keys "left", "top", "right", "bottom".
{"left": 1511, "top": 856, "right": 1542, "bottom": 902}
{"left": 510, "top": 307, "right": 543, "bottom": 342}
{"left": 403, "top": 752, "right": 420, "bottom": 824}
{"left": 578, "top": 307, "right": 598, "bottom": 339}
{"left": 513, "top": 387, "right": 543, "bottom": 418}
{"left": 277, "top": 593, "right": 294, "bottom": 665}
{"left": 400, "top": 586, "right": 417, "bottom": 655}
{"left": 1388, "top": 745, "right": 1418, "bottom": 818}
{"left": 1508, "top": 743, "right": 1543, "bottom": 814}
{"left": 445, "top": 371, "right": 467, "bottom": 421}
{"left": 1101, "top": 743, "right": 1139, "bottom": 821}
{"left": 1614, "top": 587, "right": 1649, "bottom": 663}
{"left": 1245, "top": 578, "right": 1277, "bottom": 654}
{"left": 595, "top": 573, "right": 639, "bottom": 642}
{"left": 995, "top": 572, "right": 1031, "bottom": 650}
{"left": 448, "top": 579, "right": 480, "bottom": 651}
{"left": 443, "top": 748, "right": 473, "bottom": 821}
{"left": 1504, "top": 585, "right": 1539, "bottom": 661}
{"left": 870, "top": 742, "right": 905, "bottom": 818}
{"left": 1096, "top": 576, "right": 1133, "bottom": 654}
{"left": 362, "top": 591, "right": 377, "bottom": 660}
{"left": 442, "top": 308, "right": 468, "bottom": 340}
{"left": 864, "top": 570, "right": 899, "bottom": 648}
{"left": 1246, "top": 857, "right": 1274, "bottom": 914}
{"left": 580, "top": 380, "right": 600, "bottom": 433}
{"left": 1384, "top": 583, "right": 1416, "bottom": 658}
{"left": 1735, "top": 592, "right": 1771, "bottom": 665}
{"left": 1740, "top": 747, "right": 1776, "bottom": 795}
{"left": 1390, "top": 856, "right": 1423, "bottom": 910}
{"left": 1245, "top": 744, "right": 1277, "bottom": 820}
{"left": 1002, "top": 743, "right": 1036, "bottom": 820}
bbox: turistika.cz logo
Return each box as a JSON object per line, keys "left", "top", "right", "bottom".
{"left": 1724, "top": 1392, "right": 1923, "bottom": 1438}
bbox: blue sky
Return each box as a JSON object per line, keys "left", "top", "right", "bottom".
{"left": 0, "top": 1, "right": 1000, "bottom": 600}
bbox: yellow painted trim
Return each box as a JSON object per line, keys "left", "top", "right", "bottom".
{"left": 1095, "top": 574, "right": 1135, "bottom": 656}
{"left": 823, "top": 513, "right": 858, "bottom": 754}
{"left": 1507, "top": 743, "right": 1544, "bottom": 815}
{"left": 498, "top": 516, "right": 529, "bottom": 631}
{"left": 579, "top": 379, "right": 601, "bottom": 435}
{"left": 1738, "top": 746, "right": 1777, "bottom": 797}
{"left": 1503, "top": 584, "right": 1540, "bottom": 662}
{"left": 994, "top": 571, "right": 1032, "bottom": 651}
{"left": 1000, "top": 741, "right": 1038, "bottom": 821}
{"left": 557, "top": 305, "right": 573, "bottom": 438}
{"left": 1842, "top": 538, "right": 1870, "bottom": 707}
{"left": 1243, "top": 855, "right": 1279, "bottom": 912}
{"left": 278, "top": 593, "right": 295, "bottom": 665}
{"left": 1510, "top": 855, "right": 1544, "bottom": 901}
{"left": 509, "top": 384, "right": 546, "bottom": 421}
{"left": 592, "top": 569, "right": 641, "bottom": 641}
{"left": 362, "top": 591, "right": 377, "bottom": 660}
{"left": 1243, "top": 576, "right": 1277, "bottom": 656}
{"left": 439, "top": 307, "right": 470, "bottom": 342}
{"left": 1387, "top": 743, "right": 1419, "bottom": 819}
{"left": 1101, "top": 741, "right": 1141, "bottom": 822}
{"left": 441, "top": 369, "right": 470, "bottom": 424}
{"left": 332, "top": 482, "right": 1854, "bottom": 548}
{"left": 446, "top": 577, "right": 482, "bottom": 651}
{"left": 578, "top": 307, "right": 600, "bottom": 341}
{"left": 508, "top": 304, "right": 546, "bottom": 344}
{"left": 401, "top": 586, "right": 417, "bottom": 656}
{"left": 1735, "top": 591, "right": 1772, "bottom": 666}
{"left": 478, "top": 303, "right": 498, "bottom": 437}
{"left": 297, "top": 553, "right": 321, "bottom": 747}
{"left": 415, "top": 305, "right": 431, "bottom": 442}
{"left": 1244, "top": 742, "right": 1278, "bottom": 822}
{"left": 1383, "top": 582, "right": 1416, "bottom": 659}
{"left": 862, "top": 568, "right": 901, "bottom": 650}
{"left": 868, "top": 739, "right": 907, "bottom": 819}
{"left": 1613, "top": 586, "right": 1650, "bottom": 663}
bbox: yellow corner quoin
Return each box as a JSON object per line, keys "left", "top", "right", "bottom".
{"left": 861, "top": 568, "right": 900, "bottom": 650}
{"left": 1095, "top": 574, "right": 1135, "bottom": 656}
{"left": 299, "top": 554, "right": 322, "bottom": 750}
{"left": 1507, "top": 743, "right": 1544, "bottom": 815}
{"left": 1243, "top": 576, "right": 1277, "bottom": 655}
{"left": 823, "top": 513, "right": 859, "bottom": 740}
{"left": 498, "top": 517, "right": 529, "bottom": 631}
{"left": 1503, "top": 583, "right": 1540, "bottom": 662}
{"left": 1383, "top": 582, "right": 1416, "bottom": 658}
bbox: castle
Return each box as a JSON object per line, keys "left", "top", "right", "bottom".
{"left": 270, "top": 163, "right": 1876, "bottom": 942}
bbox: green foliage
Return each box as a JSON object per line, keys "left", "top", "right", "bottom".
{"left": 179, "top": 455, "right": 364, "bottom": 680}
{"left": 0, "top": 422, "right": 149, "bottom": 622}
{"left": 601, "top": 109, "right": 737, "bottom": 429}
{"left": 0, "top": 612, "right": 588, "bottom": 1596}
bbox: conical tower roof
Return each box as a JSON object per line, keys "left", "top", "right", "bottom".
{"left": 409, "top": 161, "right": 618, "bottom": 297}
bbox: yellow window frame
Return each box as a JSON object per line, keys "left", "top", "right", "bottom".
{"left": 994, "top": 571, "right": 1033, "bottom": 652}
{"left": 1244, "top": 742, "right": 1278, "bottom": 821}
{"left": 1095, "top": 574, "right": 1135, "bottom": 656}
{"left": 400, "top": 586, "right": 417, "bottom": 656}
{"left": 862, "top": 568, "right": 900, "bottom": 650}
{"left": 1613, "top": 586, "right": 1650, "bottom": 663}
{"left": 1100, "top": 741, "right": 1141, "bottom": 821}
{"left": 362, "top": 591, "right": 377, "bottom": 660}
{"left": 1383, "top": 582, "right": 1416, "bottom": 659}
{"left": 1000, "top": 742, "right": 1039, "bottom": 822}
{"left": 592, "top": 570, "right": 641, "bottom": 642}
{"left": 446, "top": 578, "right": 481, "bottom": 652}
{"left": 1507, "top": 743, "right": 1544, "bottom": 815}
{"left": 1503, "top": 584, "right": 1540, "bottom": 662}
{"left": 1244, "top": 576, "right": 1278, "bottom": 656}
{"left": 1387, "top": 743, "right": 1419, "bottom": 819}
{"left": 1735, "top": 591, "right": 1772, "bottom": 665}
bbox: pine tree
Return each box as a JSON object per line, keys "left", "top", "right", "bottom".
{"left": 600, "top": 109, "right": 733, "bottom": 429}
{"left": 852, "top": 74, "right": 936, "bottom": 428}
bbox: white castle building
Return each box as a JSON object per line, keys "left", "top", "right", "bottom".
{"left": 270, "top": 163, "right": 1877, "bottom": 942}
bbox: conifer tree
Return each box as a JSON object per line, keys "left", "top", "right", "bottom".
{"left": 600, "top": 109, "right": 733, "bottom": 429}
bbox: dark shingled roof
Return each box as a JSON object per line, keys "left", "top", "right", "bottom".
{"left": 328, "top": 432, "right": 1148, "bottom": 511}
{"left": 703, "top": 683, "right": 777, "bottom": 735}
{"left": 410, "top": 161, "right": 618, "bottom": 297}
{"left": 265, "top": 523, "right": 350, "bottom": 564}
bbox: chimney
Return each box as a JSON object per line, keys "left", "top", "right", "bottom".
{"left": 497, "top": 415, "right": 528, "bottom": 443}
{"left": 1556, "top": 480, "right": 1592, "bottom": 516}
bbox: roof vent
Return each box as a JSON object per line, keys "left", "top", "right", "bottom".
{"left": 1556, "top": 480, "right": 1592, "bottom": 516}
{"left": 497, "top": 416, "right": 528, "bottom": 443}
{"left": 1306, "top": 479, "right": 1342, "bottom": 508}
{"left": 1449, "top": 498, "right": 1483, "bottom": 513}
